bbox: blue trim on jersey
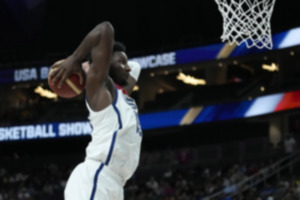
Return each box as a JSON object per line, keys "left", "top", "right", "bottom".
{"left": 89, "top": 85, "right": 124, "bottom": 199}
{"left": 113, "top": 85, "right": 123, "bottom": 129}
{"left": 90, "top": 163, "right": 104, "bottom": 200}
{"left": 106, "top": 85, "right": 123, "bottom": 163}
{"left": 105, "top": 130, "right": 118, "bottom": 165}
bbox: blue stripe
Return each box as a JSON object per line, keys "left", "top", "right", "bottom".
{"left": 126, "top": 99, "right": 135, "bottom": 104}
{"left": 112, "top": 86, "right": 123, "bottom": 129}
{"left": 90, "top": 163, "right": 104, "bottom": 200}
{"left": 127, "top": 101, "right": 135, "bottom": 105}
{"left": 89, "top": 85, "right": 123, "bottom": 199}
{"left": 105, "top": 130, "right": 118, "bottom": 165}
{"left": 139, "top": 109, "right": 187, "bottom": 130}
{"left": 106, "top": 85, "right": 122, "bottom": 164}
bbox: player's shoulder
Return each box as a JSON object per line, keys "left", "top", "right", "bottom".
{"left": 105, "top": 77, "right": 130, "bottom": 103}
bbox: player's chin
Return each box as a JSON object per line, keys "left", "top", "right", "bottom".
{"left": 120, "top": 79, "right": 128, "bottom": 86}
{"left": 115, "top": 77, "right": 128, "bottom": 87}
{"left": 120, "top": 74, "right": 129, "bottom": 86}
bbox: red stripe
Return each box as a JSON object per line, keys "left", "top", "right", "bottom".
{"left": 115, "top": 84, "right": 128, "bottom": 95}
{"left": 275, "top": 90, "right": 300, "bottom": 111}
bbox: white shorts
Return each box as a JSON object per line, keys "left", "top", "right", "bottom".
{"left": 64, "top": 159, "right": 125, "bottom": 200}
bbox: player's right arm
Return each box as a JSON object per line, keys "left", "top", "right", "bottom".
{"left": 79, "top": 22, "right": 114, "bottom": 111}
{"left": 51, "top": 21, "right": 115, "bottom": 111}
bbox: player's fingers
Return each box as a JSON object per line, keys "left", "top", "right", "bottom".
{"left": 75, "top": 71, "right": 84, "bottom": 85}
{"left": 57, "top": 71, "right": 69, "bottom": 88}
{"left": 52, "top": 59, "right": 65, "bottom": 68}
{"left": 49, "top": 67, "right": 59, "bottom": 78}
{"left": 52, "top": 68, "right": 65, "bottom": 86}
{"left": 79, "top": 73, "right": 83, "bottom": 85}
{"left": 50, "top": 59, "right": 66, "bottom": 80}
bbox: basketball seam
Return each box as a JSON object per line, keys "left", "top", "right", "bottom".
{"left": 65, "top": 78, "right": 82, "bottom": 95}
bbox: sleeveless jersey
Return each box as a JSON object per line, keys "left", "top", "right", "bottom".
{"left": 85, "top": 84, "right": 142, "bottom": 181}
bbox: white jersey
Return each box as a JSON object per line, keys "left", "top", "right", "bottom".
{"left": 85, "top": 84, "right": 142, "bottom": 182}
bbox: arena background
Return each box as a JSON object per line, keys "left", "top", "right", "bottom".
{"left": 1, "top": 0, "right": 300, "bottom": 199}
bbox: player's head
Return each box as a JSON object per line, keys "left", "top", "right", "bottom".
{"left": 109, "top": 41, "right": 131, "bottom": 86}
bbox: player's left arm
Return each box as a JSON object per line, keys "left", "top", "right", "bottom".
{"left": 123, "top": 61, "right": 141, "bottom": 95}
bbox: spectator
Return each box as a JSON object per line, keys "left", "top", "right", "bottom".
{"left": 146, "top": 176, "right": 160, "bottom": 196}
{"left": 284, "top": 134, "right": 297, "bottom": 155}
{"left": 163, "top": 167, "right": 174, "bottom": 179}
{"left": 162, "top": 181, "right": 175, "bottom": 200}
{"left": 177, "top": 148, "right": 190, "bottom": 164}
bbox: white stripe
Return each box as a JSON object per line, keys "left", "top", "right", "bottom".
{"left": 217, "top": 42, "right": 237, "bottom": 59}
{"left": 278, "top": 28, "right": 300, "bottom": 49}
{"left": 245, "top": 93, "right": 284, "bottom": 117}
{"left": 180, "top": 106, "right": 203, "bottom": 125}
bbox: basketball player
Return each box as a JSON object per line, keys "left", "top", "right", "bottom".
{"left": 50, "top": 21, "right": 142, "bottom": 200}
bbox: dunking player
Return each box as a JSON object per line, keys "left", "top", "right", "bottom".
{"left": 50, "top": 21, "right": 142, "bottom": 200}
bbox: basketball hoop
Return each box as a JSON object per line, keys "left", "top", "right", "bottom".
{"left": 215, "top": 0, "right": 276, "bottom": 49}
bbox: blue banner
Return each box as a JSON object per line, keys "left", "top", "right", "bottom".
{"left": 0, "top": 121, "right": 92, "bottom": 142}
{"left": 1, "top": 90, "right": 300, "bottom": 142}
{"left": 130, "top": 27, "right": 300, "bottom": 69}
{"left": 0, "top": 66, "right": 50, "bottom": 84}
{"left": 1, "top": 27, "right": 300, "bottom": 83}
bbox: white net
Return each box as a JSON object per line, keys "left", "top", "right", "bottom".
{"left": 215, "top": 0, "right": 276, "bottom": 49}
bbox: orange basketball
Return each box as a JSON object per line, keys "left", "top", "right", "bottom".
{"left": 48, "top": 67, "right": 85, "bottom": 98}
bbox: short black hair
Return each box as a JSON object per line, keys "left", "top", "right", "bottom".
{"left": 113, "top": 41, "right": 126, "bottom": 52}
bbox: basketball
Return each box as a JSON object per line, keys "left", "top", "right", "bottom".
{"left": 48, "top": 66, "right": 85, "bottom": 98}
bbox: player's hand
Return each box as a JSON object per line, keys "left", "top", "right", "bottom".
{"left": 50, "top": 56, "right": 82, "bottom": 88}
{"left": 74, "top": 70, "right": 84, "bottom": 85}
